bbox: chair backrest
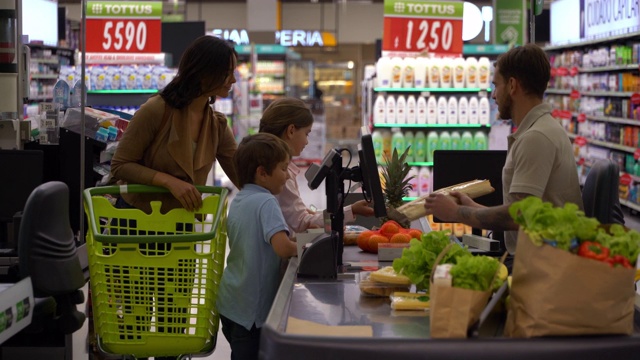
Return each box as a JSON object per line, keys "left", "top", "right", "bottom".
{"left": 581, "top": 159, "right": 625, "bottom": 225}
{"left": 18, "top": 181, "right": 86, "bottom": 333}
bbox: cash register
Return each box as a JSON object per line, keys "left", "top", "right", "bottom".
{"left": 297, "top": 128, "right": 387, "bottom": 279}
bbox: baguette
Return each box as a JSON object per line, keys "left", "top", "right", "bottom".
{"left": 395, "top": 179, "right": 494, "bottom": 222}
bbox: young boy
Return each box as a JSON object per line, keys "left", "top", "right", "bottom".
{"left": 217, "top": 133, "right": 298, "bottom": 360}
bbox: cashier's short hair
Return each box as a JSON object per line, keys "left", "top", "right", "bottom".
{"left": 259, "top": 98, "right": 314, "bottom": 139}
{"left": 234, "top": 133, "right": 291, "bottom": 188}
{"left": 495, "top": 43, "right": 550, "bottom": 98}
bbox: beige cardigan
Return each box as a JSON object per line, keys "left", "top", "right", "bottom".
{"left": 110, "top": 95, "right": 238, "bottom": 213}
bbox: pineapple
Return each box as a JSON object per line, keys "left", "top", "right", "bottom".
{"left": 381, "top": 146, "right": 414, "bottom": 225}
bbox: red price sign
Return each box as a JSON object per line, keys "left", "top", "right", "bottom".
{"left": 577, "top": 113, "right": 587, "bottom": 123}
{"left": 382, "top": 17, "right": 463, "bottom": 55}
{"left": 85, "top": 19, "right": 160, "bottom": 53}
{"left": 86, "top": 1, "right": 162, "bottom": 53}
{"left": 574, "top": 136, "right": 588, "bottom": 146}
{"left": 620, "top": 173, "right": 633, "bottom": 186}
{"left": 634, "top": 148, "right": 640, "bottom": 160}
{"left": 382, "top": 0, "right": 463, "bottom": 57}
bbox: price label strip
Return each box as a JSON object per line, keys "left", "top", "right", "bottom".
{"left": 86, "top": 1, "right": 162, "bottom": 54}
{"left": 382, "top": 0, "right": 464, "bottom": 58}
{"left": 38, "top": 102, "right": 61, "bottom": 145}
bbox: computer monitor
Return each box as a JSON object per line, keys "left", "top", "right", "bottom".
{"left": 432, "top": 150, "right": 507, "bottom": 240}
{"left": 358, "top": 133, "right": 387, "bottom": 218}
{"left": 0, "top": 150, "right": 44, "bottom": 245}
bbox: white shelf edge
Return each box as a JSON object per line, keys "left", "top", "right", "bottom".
{"left": 621, "top": 198, "right": 640, "bottom": 212}
{"left": 543, "top": 30, "right": 640, "bottom": 51}
{"left": 579, "top": 64, "right": 638, "bottom": 73}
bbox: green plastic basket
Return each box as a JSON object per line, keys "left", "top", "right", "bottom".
{"left": 83, "top": 185, "right": 228, "bottom": 358}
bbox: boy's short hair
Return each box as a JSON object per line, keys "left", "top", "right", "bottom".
{"left": 234, "top": 133, "right": 291, "bottom": 188}
{"left": 495, "top": 43, "right": 550, "bottom": 98}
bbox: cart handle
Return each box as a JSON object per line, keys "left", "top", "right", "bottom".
{"left": 83, "top": 185, "right": 229, "bottom": 244}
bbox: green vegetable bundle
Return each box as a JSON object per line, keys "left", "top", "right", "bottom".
{"left": 450, "top": 255, "right": 503, "bottom": 292}
{"left": 392, "top": 230, "right": 471, "bottom": 291}
{"left": 509, "top": 196, "right": 640, "bottom": 265}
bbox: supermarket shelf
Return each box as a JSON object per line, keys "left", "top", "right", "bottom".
{"left": 545, "top": 89, "right": 572, "bottom": 95}
{"left": 567, "top": 133, "right": 637, "bottom": 153}
{"left": 620, "top": 198, "right": 640, "bottom": 212}
{"left": 30, "top": 74, "right": 58, "bottom": 79}
{"left": 543, "top": 30, "right": 640, "bottom": 51}
{"left": 31, "top": 58, "right": 59, "bottom": 64}
{"left": 408, "top": 161, "right": 433, "bottom": 167}
{"left": 87, "top": 89, "right": 159, "bottom": 94}
{"left": 373, "top": 123, "right": 490, "bottom": 128}
{"left": 374, "top": 87, "right": 492, "bottom": 93}
{"left": 546, "top": 89, "right": 635, "bottom": 97}
{"left": 587, "top": 115, "right": 640, "bottom": 126}
{"left": 579, "top": 64, "right": 638, "bottom": 73}
{"left": 582, "top": 91, "right": 635, "bottom": 97}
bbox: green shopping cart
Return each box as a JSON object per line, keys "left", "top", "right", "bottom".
{"left": 83, "top": 185, "right": 228, "bottom": 359}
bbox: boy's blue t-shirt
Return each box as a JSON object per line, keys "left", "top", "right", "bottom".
{"left": 217, "top": 184, "right": 289, "bottom": 331}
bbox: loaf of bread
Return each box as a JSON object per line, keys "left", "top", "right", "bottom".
{"left": 395, "top": 179, "right": 494, "bottom": 222}
{"left": 359, "top": 276, "right": 410, "bottom": 297}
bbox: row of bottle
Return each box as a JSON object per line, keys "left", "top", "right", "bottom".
{"left": 372, "top": 130, "right": 489, "bottom": 164}
{"left": 376, "top": 56, "right": 492, "bottom": 89}
{"left": 373, "top": 94, "right": 491, "bottom": 125}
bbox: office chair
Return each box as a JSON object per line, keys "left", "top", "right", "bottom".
{"left": 581, "top": 159, "right": 625, "bottom": 225}
{"left": 17, "top": 181, "right": 86, "bottom": 334}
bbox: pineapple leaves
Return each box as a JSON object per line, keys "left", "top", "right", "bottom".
{"left": 382, "top": 146, "right": 415, "bottom": 210}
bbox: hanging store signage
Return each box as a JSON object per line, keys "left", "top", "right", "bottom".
{"left": 583, "top": 0, "right": 640, "bottom": 40}
{"left": 493, "top": 0, "right": 526, "bottom": 47}
{"left": 382, "top": 0, "right": 464, "bottom": 57}
{"left": 276, "top": 30, "right": 337, "bottom": 47}
{"left": 85, "top": 1, "right": 162, "bottom": 53}
{"left": 210, "top": 29, "right": 251, "bottom": 45}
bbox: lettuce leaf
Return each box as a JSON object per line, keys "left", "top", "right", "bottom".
{"left": 450, "top": 255, "right": 501, "bottom": 291}
{"left": 392, "top": 230, "right": 471, "bottom": 292}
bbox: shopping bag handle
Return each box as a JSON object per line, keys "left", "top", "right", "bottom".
{"left": 84, "top": 184, "right": 225, "bottom": 196}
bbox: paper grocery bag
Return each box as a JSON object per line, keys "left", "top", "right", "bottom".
{"left": 504, "top": 229, "right": 636, "bottom": 338}
{"left": 429, "top": 244, "right": 501, "bottom": 339}
{"left": 430, "top": 283, "right": 492, "bottom": 338}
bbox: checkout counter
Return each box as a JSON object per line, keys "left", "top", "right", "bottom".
{"left": 260, "top": 243, "right": 640, "bottom": 359}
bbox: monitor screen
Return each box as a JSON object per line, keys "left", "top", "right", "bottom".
{"left": 23, "top": 0, "right": 59, "bottom": 46}
{"left": 0, "top": 150, "right": 44, "bottom": 221}
{"left": 358, "top": 131, "right": 387, "bottom": 218}
{"left": 0, "top": 150, "right": 44, "bottom": 245}
{"left": 432, "top": 150, "right": 507, "bottom": 221}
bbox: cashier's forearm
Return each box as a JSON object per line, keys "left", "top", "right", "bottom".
{"left": 457, "top": 204, "right": 519, "bottom": 232}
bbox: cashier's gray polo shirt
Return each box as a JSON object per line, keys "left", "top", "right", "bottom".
{"left": 503, "top": 103, "right": 583, "bottom": 254}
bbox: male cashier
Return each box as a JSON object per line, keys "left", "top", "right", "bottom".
{"left": 424, "top": 43, "right": 583, "bottom": 256}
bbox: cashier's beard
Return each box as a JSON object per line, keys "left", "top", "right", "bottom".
{"left": 497, "top": 93, "right": 513, "bottom": 121}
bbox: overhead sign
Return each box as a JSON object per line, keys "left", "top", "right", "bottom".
{"left": 85, "top": 1, "right": 162, "bottom": 53}
{"left": 493, "top": 0, "right": 526, "bottom": 46}
{"left": 276, "top": 30, "right": 336, "bottom": 47}
{"left": 583, "top": 0, "right": 640, "bottom": 39}
{"left": 210, "top": 29, "right": 250, "bottom": 45}
{"left": 382, "top": 0, "right": 464, "bottom": 57}
{"left": 210, "top": 29, "right": 337, "bottom": 47}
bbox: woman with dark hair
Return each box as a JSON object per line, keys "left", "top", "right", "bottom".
{"left": 111, "top": 35, "right": 240, "bottom": 212}
{"left": 108, "top": 36, "right": 239, "bottom": 360}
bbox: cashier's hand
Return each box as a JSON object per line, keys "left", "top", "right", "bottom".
{"left": 423, "top": 192, "right": 463, "bottom": 223}
{"left": 352, "top": 200, "right": 375, "bottom": 217}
